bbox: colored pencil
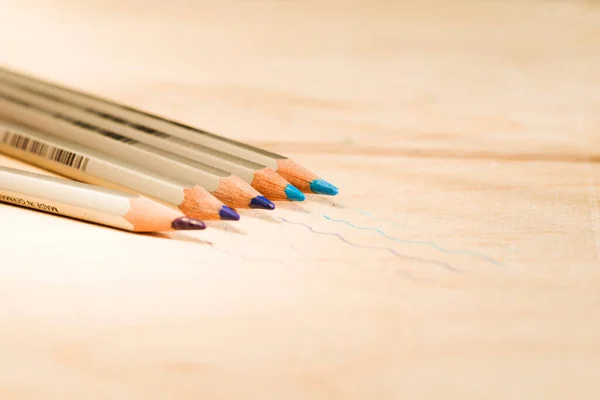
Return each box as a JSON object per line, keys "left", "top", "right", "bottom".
{"left": 0, "top": 66, "right": 338, "bottom": 195}
{"left": 0, "top": 78, "right": 305, "bottom": 202}
{"left": 0, "top": 122, "right": 238, "bottom": 221}
{"left": 0, "top": 166, "right": 206, "bottom": 232}
{"left": 0, "top": 85, "right": 273, "bottom": 211}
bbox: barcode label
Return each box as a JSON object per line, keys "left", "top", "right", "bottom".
{"left": 1, "top": 130, "right": 90, "bottom": 171}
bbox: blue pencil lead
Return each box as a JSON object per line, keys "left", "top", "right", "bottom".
{"left": 249, "top": 195, "right": 276, "bottom": 210}
{"left": 219, "top": 206, "right": 240, "bottom": 221}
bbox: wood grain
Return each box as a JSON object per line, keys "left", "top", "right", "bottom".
{"left": 0, "top": 0, "right": 599, "bottom": 398}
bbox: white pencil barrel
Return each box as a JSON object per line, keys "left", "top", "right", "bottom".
{"left": 0, "top": 167, "right": 135, "bottom": 230}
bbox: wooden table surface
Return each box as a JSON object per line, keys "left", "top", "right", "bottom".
{"left": 1, "top": 1, "right": 599, "bottom": 398}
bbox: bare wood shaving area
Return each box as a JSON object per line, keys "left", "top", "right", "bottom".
{"left": 180, "top": 186, "right": 222, "bottom": 220}
{"left": 276, "top": 158, "right": 318, "bottom": 192}
{"left": 250, "top": 168, "right": 290, "bottom": 201}
{"left": 212, "top": 175, "right": 259, "bottom": 209}
{"left": 124, "top": 196, "right": 181, "bottom": 232}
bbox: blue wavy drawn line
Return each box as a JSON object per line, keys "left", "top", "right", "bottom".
{"left": 209, "top": 243, "right": 417, "bottom": 280}
{"left": 279, "top": 217, "right": 458, "bottom": 272}
{"left": 322, "top": 215, "right": 503, "bottom": 266}
{"left": 287, "top": 245, "right": 417, "bottom": 281}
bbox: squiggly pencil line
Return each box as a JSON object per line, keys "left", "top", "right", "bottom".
{"left": 323, "top": 215, "right": 503, "bottom": 266}
{"left": 210, "top": 243, "right": 417, "bottom": 280}
{"left": 290, "top": 244, "right": 418, "bottom": 281}
{"left": 289, "top": 243, "right": 417, "bottom": 279}
{"left": 279, "top": 218, "right": 458, "bottom": 272}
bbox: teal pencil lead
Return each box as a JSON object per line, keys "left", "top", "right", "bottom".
{"left": 309, "top": 179, "right": 339, "bottom": 196}
{"left": 285, "top": 184, "right": 305, "bottom": 201}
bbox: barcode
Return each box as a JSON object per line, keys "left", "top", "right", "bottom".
{"left": 1, "top": 130, "right": 90, "bottom": 171}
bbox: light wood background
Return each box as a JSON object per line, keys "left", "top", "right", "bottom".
{"left": 0, "top": 1, "right": 599, "bottom": 398}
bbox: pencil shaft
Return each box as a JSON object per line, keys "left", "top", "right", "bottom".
{"left": 0, "top": 79, "right": 268, "bottom": 182}
{"left": 0, "top": 85, "right": 234, "bottom": 190}
{"left": 0, "top": 80, "right": 301, "bottom": 200}
{"left": 0, "top": 166, "right": 190, "bottom": 232}
{"left": 0, "top": 123, "right": 224, "bottom": 220}
{"left": 0, "top": 66, "right": 337, "bottom": 195}
{"left": 0, "top": 67, "right": 284, "bottom": 168}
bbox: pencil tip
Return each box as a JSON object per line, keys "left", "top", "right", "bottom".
{"left": 171, "top": 217, "right": 206, "bottom": 230}
{"left": 249, "top": 195, "right": 276, "bottom": 210}
{"left": 219, "top": 206, "right": 240, "bottom": 221}
{"left": 310, "top": 179, "right": 339, "bottom": 196}
{"left": 285, "top": 184, "right": 306, "bottom": 201}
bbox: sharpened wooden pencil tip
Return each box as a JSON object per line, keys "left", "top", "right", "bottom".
{"left": 276, "top": 159, "right": 338, "bottom": 195}
{"left": 212, "top": 175, "right": 264, "bottom": 209}
{"left": 275, "top": 158, "right": 320, "bottom": 193}
{"left": 251, "top": 168, "right": 296, "bottom": 201}
{"left": 126, "top": 196, "right": 188, "bottom": 232}
{"left": 180, "top": 186, "right": 227, "bottom": 220}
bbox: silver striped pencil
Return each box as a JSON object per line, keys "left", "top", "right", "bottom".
{"left": 0, "top": 85, "right": 272, "bottom": 211}
{"left": 0, "top": 166, "right": 206, "bottom": 232}
{"left": 0, "top": 66, "right": 338, "bottom": 195}
{"left": 0, "top": 78, "right": 304, "bottom": 202}
{"left": 0, "top": 122, "right": 238, "bottom": 221}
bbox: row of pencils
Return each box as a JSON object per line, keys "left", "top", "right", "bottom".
{"left": 0, "top": 66, "right": 338, "bottom": 233}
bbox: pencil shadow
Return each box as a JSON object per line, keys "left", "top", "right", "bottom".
{"left": 205, "top": 221, "right": 247, "bottom": 235}
{"left": 238, "top": 210, "right": 283, "bottom": 224}
{"left": 273, "top": 202, "right": 310, "bottom": 213}
{"left": 306, "top": 195, "right": 345, "bottom": 208}
{"left": 142, "top": 232, "right": 214, "bottom": 246}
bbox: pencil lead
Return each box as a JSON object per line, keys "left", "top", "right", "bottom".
{"left": 249, "top": 195, "right": 276, "bottom": 210}
{"left": 171, "top": 217, "right": 207, "bottom": 230}
{"left": 285, "top": 184, "right": 306, "bottom": 201}
{"left": 309, "top": 179, "right": 339, "bottom": 196}
{"left": 219, "top": 205, "right": 240, "bottom": 221}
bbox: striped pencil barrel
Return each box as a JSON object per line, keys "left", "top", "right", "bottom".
{"left": 0, "top": 122, "right": 238, "bottom": 221}
{"left": 0, "top": 66, "right": 338, "bottom": 195}
{"left": 0, "top": 87, "right": 271, "bottom": 212}
{"left": 0, "top": 78, "right": 305, "bottom": 202}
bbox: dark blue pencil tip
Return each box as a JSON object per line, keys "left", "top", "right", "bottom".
{"left": 219, "top": 206, "right": 240, "bottom": 221}
{"left": 285, "top": 184, "right": 305, "bottom": 201}
{"left": 310, "top": 179, "right": 339, "bottom": 196}
{"left": 171, "top": 217, "right": 206, "bottom": 230}
{"left": 249, "top": 195, "right": 276, "bottom": 210}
